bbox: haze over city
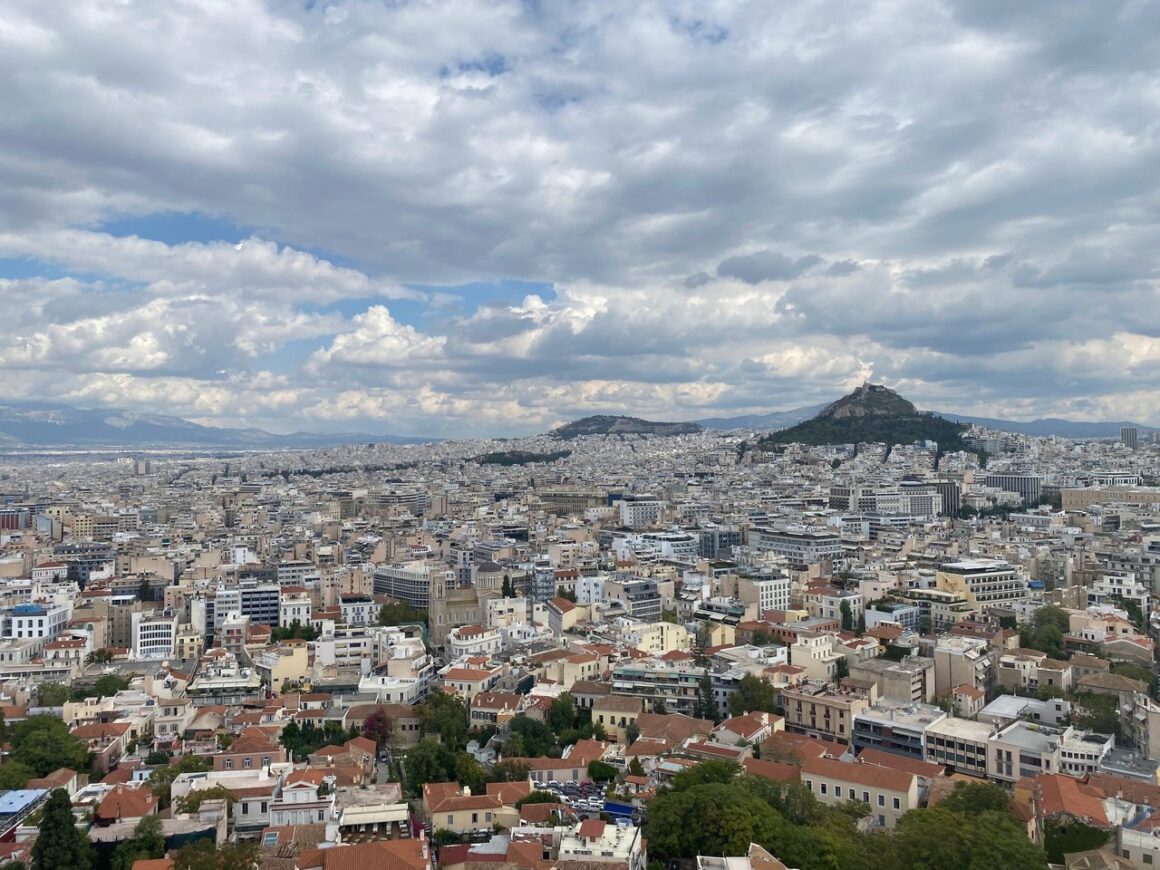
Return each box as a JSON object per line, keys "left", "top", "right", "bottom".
{"left": 1, "top": 1, "right": 1158, "bottom": 438}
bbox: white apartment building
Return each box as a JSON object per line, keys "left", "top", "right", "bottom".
{"left": 3, "top": 602, "right": 71, "bottom": 652}
{"left": 576, "top": 574, "right": 606, "bottom": 605}
{"left": 340, "top": 595, "right": 377, "bottom": 626}
{"left": 936, "top": 559, "right": 1029, "bottom": 607}
{"left": 447, "top": 624, "right": 504, "bottom": 658}
{"left": 748, "top": 527, "right": 843, "bottom": 567}
{"left": 279, "top": 588, "right": 312, "bottom": 627}
{"left": 131, "top": 610, "right": 179, "bottom": 659}
{"left": 618, "top": 497, "right": 663, "bottom": 529}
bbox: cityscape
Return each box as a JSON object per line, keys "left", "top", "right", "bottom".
{"left": 2, "top": 2, "right": 1159, "bottom": 870}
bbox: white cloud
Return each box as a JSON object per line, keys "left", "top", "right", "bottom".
{"left": 0, "top": 0, "right": 1157, "bottom": 434}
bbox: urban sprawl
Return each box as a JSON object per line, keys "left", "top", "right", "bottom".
{"left": 1, "top": 422, "right": 1160, "bottom": 869}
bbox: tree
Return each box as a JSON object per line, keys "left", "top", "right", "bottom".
{"left": 671, "top": 760, "right": 742, "bottom": 791}
{"left": 502, "top": 576, "right": 516, "bottom": 598}
{"left": 645, "top": 782, "right": 784, "bottom": 861}
{"left": 148, "top": 754, "right": 212, "bottom": 809}
{"left": 10, "top": 716, "right": 90, "bottom": 776}
{"left": 750, "top": 628, "right": 773, "bottom": 647}
{"left": 490, "top": 760, "right": 531, "bottom": 782}
{"left": 588, "top": 760, "right": 618, "bottom": 782}
{"left": 625, "top": 721, "right": 641, "bottom": 745}
{"left": 1021, "top": 605, "right": 1072, "bottom": 659}
{"left": 362, "top": 707, "right": 394, "bottom": 749}
{"left": 840, "top": 599, "right": 854, "bottom": 632}
{"left": 31, "top": 789, "right": 94, "bottom": 870}
{"left": 85, "top": 648, "right": 115, "bottom": 665}
{"left": 516, "top": 790, "right": 560, "bottom": 807}
{"left": 416, "top": 692, "right": 468, "bottom": 751}
{"left": 145, "top": 750, "right": 170, "bottom": 766}
{"left": 1072, "top": 691, "right": 1121, "bottom": 737}
{"left": 270, "top": 619, "right": 320, "bottom": 642}
{"left": 507, "top": 716, "right": 560, "bottom": 757}
{"left": 889, "top": 807, "right": 1047, "bottom": 869}
{"left": 547, "top": 693, "right": 576, "bottom": 735}
{"left": 379, "top": 600, "right": 427, "bottom": 626}
{"left": 72, "top": 673, "right": 130, "bottom": 700}
{"left": 176, "top": 784, "right": 236, "bottom": 815}
{"left": 136, "top": 577, "right": 153, "bottom": 602}
{"left": 405, "top": 738, "right": 455, "bottom": 791}
{"left": 1043, "top": 818, "right": 1111, "bottom": 864}
{"left": 728, "top": 674, "right": 779, "bottom": 717}
{"left": 834, "top": 657, "right": 850, "bottom": 681}
{"left": 938, "top": 781, "right": 1012, "bottom": 815}
{"left": 36, "top": 682, "right": 70, "bottom": 706}
{"left": 173, "top": 839, "right": 260, "bottom": 870}
{"left": 627, "top": 757, "right": 646, "bottom": 777}
{"left": 454, "top": 752, "right": 487, "bottom": 795}
{"left": 0, "top": 761, "right": 35, "bottom": 790}
{"left": 112, "top": 813, "right": 165, "bottom": 870}
{"left": 557, "top": 588, "right": 578, "bottom": 604}
{"left": 695, "top": 669, "right": 719, "bottom": 722}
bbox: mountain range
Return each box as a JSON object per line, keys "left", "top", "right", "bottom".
{"left": 0, "top": 401, "right": 431, "bottom": 448}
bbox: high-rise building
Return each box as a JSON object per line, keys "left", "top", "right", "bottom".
{"left": 1121, "top": 426, "right": 1139, "bottom": 450}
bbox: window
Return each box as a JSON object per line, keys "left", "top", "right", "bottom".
{"left": 878, "top": 794, "right": 885, "bottom": 807}
{"left": 244, "top": 757, "right": 253, "bottom": 768}
{"left": 862, "top": 792, "right": 869, "bottom": 804}
{"left": 319, "top": 810, "right": 325, "bottom": 821}
{"left": 820, "top": 783, "right": 827, "bottom": 795}
{"left": 242, "top": 803, "right": 249, "bottom": 815}
{"left": 892, "top": 797, "right": 900, "bottom": 810}
{"left": 834, "top": 787, "right": 842, "bottom": 798}
{"left": 472, "top": 813, "right": 478, "bottom": 823}
{"left": 447, "top": 816, "right": 454, "bottom": 824}
{"left": 224, "top": 758, "right": 233, "bottom": 769}
{"left": 261, "top": 802, "right": 268, "bottom": 813}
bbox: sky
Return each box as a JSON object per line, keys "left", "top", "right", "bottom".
{"left": 1, "top": 0, "right": 1158, "bottom": 438}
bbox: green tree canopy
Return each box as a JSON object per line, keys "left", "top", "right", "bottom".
{"left": 35, "top": 682, "right": 71, "bottom": 707}
{"left": 938, "top": 781, "right": 1012, "bottom": 815}
{"left": 31, "top": 789, "right": 94, "bottom": 870}
{"left": 587, "top": 760, "right": 618, "bottom": 782}
{"left": 72, "top": 673, "right": 131, "bottom": 701}
{"left": 10, "top": 715, "right": 90, "bottom": 777}
{"left": 728, "top": 674, "right": 780, "bottom": 717}
{"left": 516, "top": 790, "right": 560, "bottom": 808}
{"left": 0, "top": 761, "right": 36, "bottom": 790}
{"left": 172, "top": 839, "right": 259, "bottom": 870}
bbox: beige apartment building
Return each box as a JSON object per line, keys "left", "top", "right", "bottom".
{"left": 781, "top": 683, "right": 873, "bottom": 746}
{"left": 801, "top": 755, "right": 919, "bottom": 829}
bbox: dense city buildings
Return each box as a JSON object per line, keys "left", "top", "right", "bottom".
{"left": 0, "top": 416, "right": 1158, "bottom": 868}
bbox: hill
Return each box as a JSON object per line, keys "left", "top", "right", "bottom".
{"left": 0, "top": 401, "right": 432, "bottom": 448}
{"left": 549, "top": 415, "right": 704, "bottom": 439}
{"left": 757, "top": 383, "right": 968, "bottom": 451}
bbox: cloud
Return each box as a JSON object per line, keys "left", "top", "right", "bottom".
{"left": 0, "top": 0, "right": 1156, "bottom": 434}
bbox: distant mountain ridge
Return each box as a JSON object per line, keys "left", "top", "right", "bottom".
{"left": 934, "top": 412, "right": 1154, "bottom": 439}
{"left": 549, "top": 415, "right": 703, "bottom": 439}
{"left": 698, "top": 400, "right": 1152, "bottom": 439}
{"left": 0, "top": 401, "right": 431, "bottom": 448}
{"left": 756, "top": 383, "right": 969, "bottom": 451}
